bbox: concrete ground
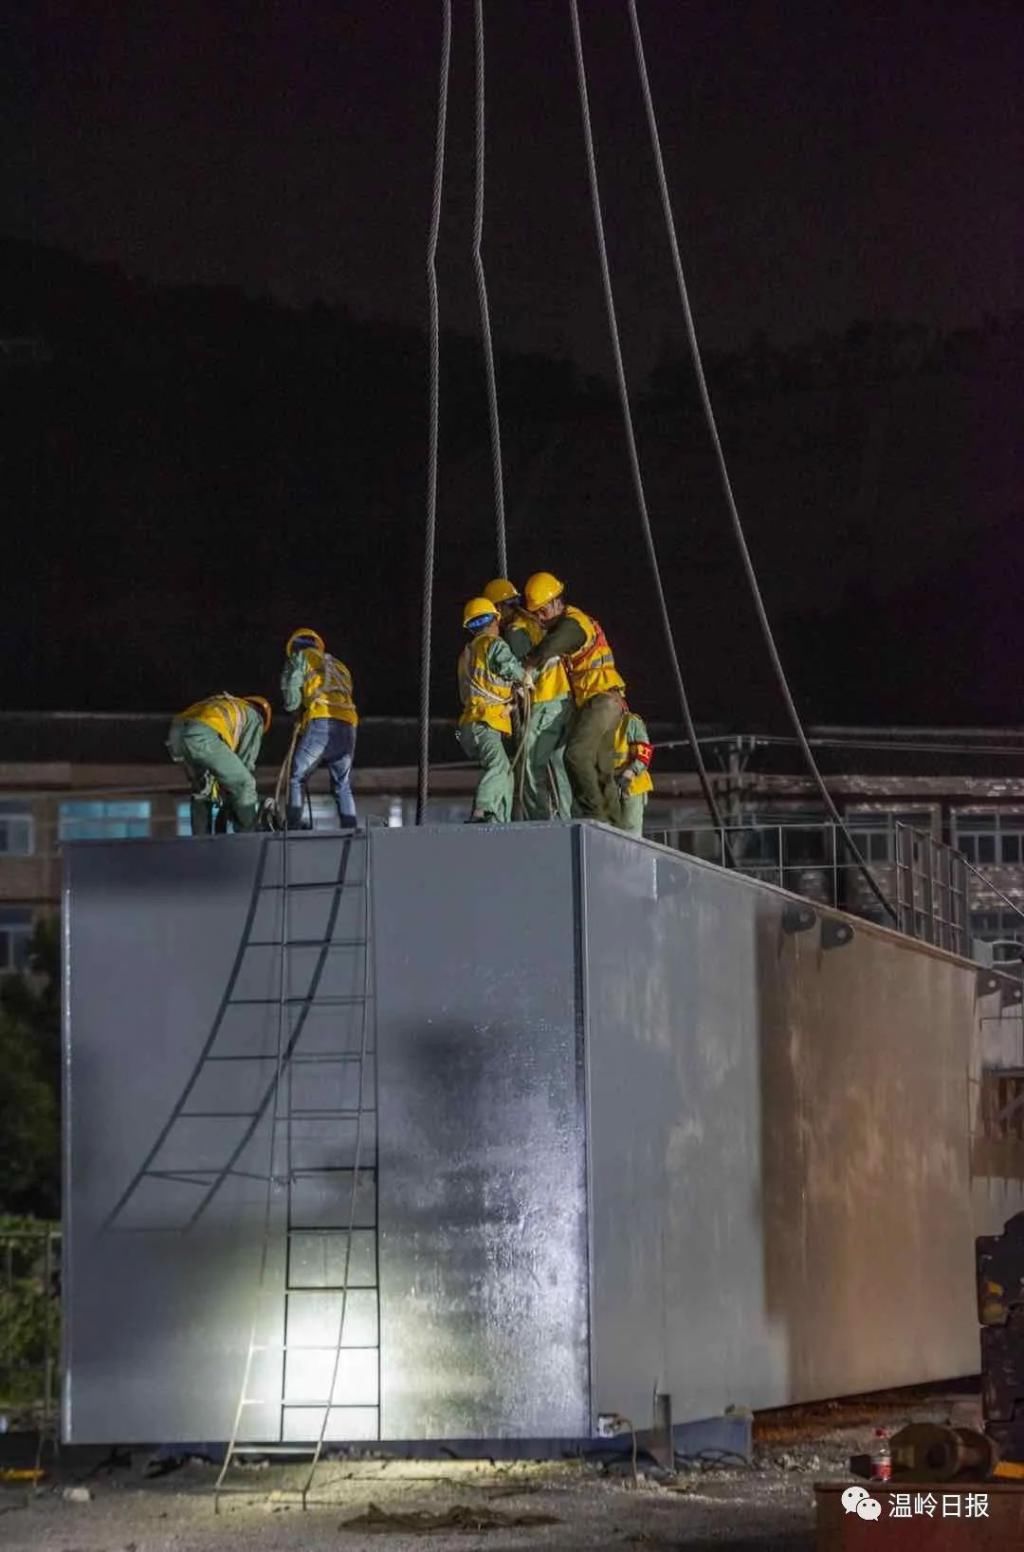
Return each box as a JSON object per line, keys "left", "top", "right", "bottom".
{"left": 0, "top": 1385, "right": 980, "bottom": 1552}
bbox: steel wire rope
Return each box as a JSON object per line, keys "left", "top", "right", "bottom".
{"left": 417, "top": 0, "right": 453, "bottom": 825}
{"left": 568, "top": 0, "right": 730, "bottom": 853}
{"left": 626, "top": 0, "right": 895, "bottom": 923}
{"left": 472, "top": 0, "right": 508, "bottom": 577}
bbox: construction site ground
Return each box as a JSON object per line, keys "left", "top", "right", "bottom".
{"left": 0, "top": 1382, "right": 980, "bottom": 1552}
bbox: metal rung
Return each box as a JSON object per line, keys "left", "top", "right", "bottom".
{"left": 227, "top": 996, "right": 371, "bottom": 1009}
{"left": 291, "top": 1108, "right": 364, "bottom": 1121}
{"left": 248, "top": 938, "right": 368, "bottom": 949}
{"left": 290, "top": 1165, "right": 376, "bottom": 1177}
{"left": 143, "top": 1168, "right": 268, "bottom": 1183}
{"left": 259, "top": 880, "right": 364, "bottom": 892}
{"left": 179, "top": 1109, "right": 367, "bottom": 1122}
{"left": 286, "top": 1226, "right": 373, "bottom": 1236}
{"left": 205, "top": 1052, "right": 367, "bottom": 1064}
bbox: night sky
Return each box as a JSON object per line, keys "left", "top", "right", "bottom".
{"left": 2, "top": 1, "right": 1022, "bottom": 723}
{"left": 11, "top": 1, "right": 1021, "bottom": 371}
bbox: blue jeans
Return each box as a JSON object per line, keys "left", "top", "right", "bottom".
{"left": 289, "top": 718, "right": 357, "bottom": 828}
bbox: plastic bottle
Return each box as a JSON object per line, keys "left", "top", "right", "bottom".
{"left": 870, "top": 1427, "right": 892, "bottom": 1482}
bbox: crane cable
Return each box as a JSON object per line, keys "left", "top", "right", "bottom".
{"left": 472, "top": 0, "right": 508, "bottom": 578}
{"left": 626, "top": 0, "right": 896, "bottom": 923}
{"left": 568, "top": 0, "right": 731, "bottom": 856}
{"left": 417, "top": 0, "right": 452, "bottom": 826}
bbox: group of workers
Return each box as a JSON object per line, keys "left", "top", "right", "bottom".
{"left": 166, "top": 575, "right": 652, "bottom": 837}
{"left": 166, "top": 628, "right": 358, "bottom": 835}
{"left": 457, "top": 572, "right": 652, "bottom": 834}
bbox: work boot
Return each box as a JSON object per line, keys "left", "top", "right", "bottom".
{"left": 233, "top": 803, "right": 258, "bottom": 832}
{"left": 285, "top": 806, "right": 311, "bottom": 831}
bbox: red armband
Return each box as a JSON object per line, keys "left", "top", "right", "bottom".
{"left": 630, "top": 741, "right": 654, "bottom": 768}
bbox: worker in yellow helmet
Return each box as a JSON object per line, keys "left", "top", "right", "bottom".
{"left": 457, "top": 596, "right": 530, "bottom": 823}
{"left": 167, "top": 692, "right": 272, "bottom": 834}
{"left": 612, "top": 703, "right": 654, "bottom": 837}
{"left": 281, "top": 628, "right": 359, "bottom": 830}
{"left": 521, "top": 572, "right": 626, "bottom": 824}
{"left": 483, "top": 578, "right": 572, "bottom": 821}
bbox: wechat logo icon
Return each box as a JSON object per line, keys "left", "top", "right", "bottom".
{"left": 842, "top": 1484, "right": 882, "bottom": 1520}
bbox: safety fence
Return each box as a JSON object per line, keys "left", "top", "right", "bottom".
{"left": 643, "top": 818, "right": 1017, "bottom": 962}
{"left": 0, "top": 1224, "right": 59, "bottom": 1431}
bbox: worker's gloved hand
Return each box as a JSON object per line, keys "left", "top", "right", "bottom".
{"left": 258, "top": 797, "right": 282, "bottom": 832}
{"left": 522, "top": 668, "right": 536, "bottom": 691}
{"left": 617, "top": 769, "right": 635, "bottom": 792}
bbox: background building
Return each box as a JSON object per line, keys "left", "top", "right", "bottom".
{"left": 2, "top": 712, "right": 1023, "bottom": 972}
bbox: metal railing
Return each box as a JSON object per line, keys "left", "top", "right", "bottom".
{"left": 644, "top": 818, "right": 982, "bottom": 957}
{"left": 0, "top": 1225, "right": 60, "bottom": 1430}
{"left": 892, "top": 823, "right": 971, "bottom": 955}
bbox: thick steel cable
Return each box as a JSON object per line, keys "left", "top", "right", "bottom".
{"left": 626, "top": 0, "right": 895, "bottom": 923}
{"left": 417, "top": 0, "right": 453, "bottom": 826}
{"left": 568, "top": 0, "right": 730, "bottom": 853}
{"left": 472, "top": 0, "right": 508, "bottom": 577}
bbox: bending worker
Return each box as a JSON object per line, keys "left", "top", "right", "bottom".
{"left": 281, "top": 628, "right": 358, "bottom": 831}
{"left": 521, "top": 572, "right": 625, "bottom": 825}
{"left": 167, "top": 692, "right": 272, "bottom": 835}
{"left": 482, "top": 578, "right": 572, "bottom": 821}
{"left": 613, "top": 702, "right": 654, "bottom": 836}
{"left": 457, "top": 596, "right": 529, "bottom": 823}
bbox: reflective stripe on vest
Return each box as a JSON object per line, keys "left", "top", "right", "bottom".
{"left": 509, "top": 610, "right": 570, "bottom": 703}
{"left": 299, "top": 649, "right": 358, "bottom": 728}
{"left": 180, "top": 693, "right": 247, "bottom": 750}
{"left": 563, "top": 606, "right": 625, "bottom": 706}
{"left": 458, "top": 637, "right": 514, "bottom": 734}
{"left": 613, "top": 716, "right": 654, "bottom": 797}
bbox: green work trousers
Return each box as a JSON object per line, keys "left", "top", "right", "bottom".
{"left": 619, "top": 792, "right": 647, "bottom": 837}
{"left": 522, "top": 696, "right": 573, "bottom": 821}
{"left": 168, "top": 718, "right": 258, "bottom": 834}
{"left": 456, "top": 722, "right": 513, "bottom": 823}
{"left": 565, "top": 691, "right": 624, "bottom": 824}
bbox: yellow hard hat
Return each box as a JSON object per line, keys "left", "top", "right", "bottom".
{"left": 523, "top": 571, "right": 564, "bottom": 611}
{"left": 463, "top": 596, "right": 499, "bottom": 631}
{"left": 482, "top": 578, "right": 520, "bottom": 606}
{"left": 243, "top": 695, "right": 273, "bottom": 733}
{"left": 286, "top": 627, "right": 325, "bottom": 655}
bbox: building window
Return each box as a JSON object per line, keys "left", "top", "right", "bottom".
{"left": 971, "top": 910, "right": 1024, "bottom": 962}
{"left": 845, "top": 810, "right": 934, "bottom": 863}
{"left": 0, "top": 801, "right": 34, "bottom": 856}
{"left": 176, "top": 801, "right": 192, "bottom": 837}
{"left": 58, "top": 800, "right": 151, "bottom": 842}
{"left": 0, "top": 907, "right": 33, "bottom": 973}
{"left": 953, "top": 812, "right": 1024, "bottom": 867}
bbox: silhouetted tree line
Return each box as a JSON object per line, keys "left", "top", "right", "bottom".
{"left": 0, "top": 236, "right": 1019, "bottom": 726}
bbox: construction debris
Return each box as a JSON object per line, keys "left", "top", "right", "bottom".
{"left": 337, "top": 1500, "right": 561, "bottom": 1534}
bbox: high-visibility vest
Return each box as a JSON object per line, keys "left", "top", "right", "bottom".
{"left": 508, "top": 611, "right": 570, "bottom": 703}
{"left": 563, "top": 606, "right": 625, "bottom": 707}
{"left": 613, "top": 714, "right": 654, "bottom": 797}
{"left": 458, "top": 637, "right": 515, "bottom": 734}
{"left": 296, "top": 649, "right": 358, "bottom": 729}
{"left": 179, "top": 692, "right": 249, "bottom": 750}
